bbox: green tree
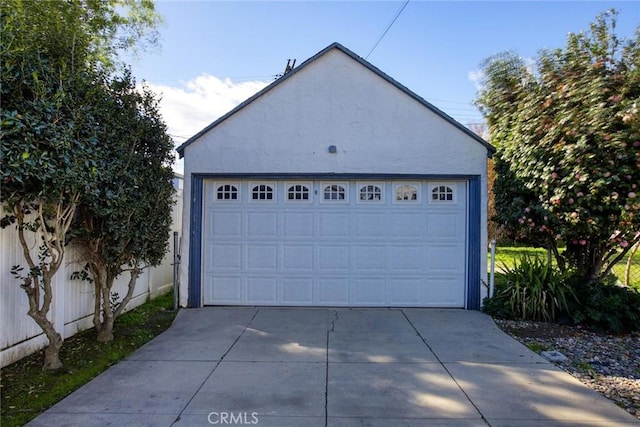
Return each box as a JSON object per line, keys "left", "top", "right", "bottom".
{"left": 0, "top": 0, "right": 161, "bottom": 370}
{"left": 73, "top": 71, "right": 174, "bottom": 342}
{"left": 476, "top": 10, "right": 640, "bottom": 283}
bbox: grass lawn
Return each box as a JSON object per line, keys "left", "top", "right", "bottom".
{"left": 489, "top": 245, "right": 640, "bottom": 290}
{"left": 0, "top": 291, "right": 177, "bottom": 427}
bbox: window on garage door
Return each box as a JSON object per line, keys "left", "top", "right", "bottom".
{"left": 430, "top": 184, "right": 455, "bottom": 203}
{"left": 286, "top": 183, "right": 312, "bottom": 203}
{"left": 321, "top": 183, "right": 348, "bottom": 203}
{"left": 250, "top": 183, "right": 275, "bottom": 202}
{"left": 216, "top": 184, "right": 239, "bottom": 201}
{"left": 393, "top": 183, "right": 419, "bottom": 203}
{"left": 357, "top": 183, "right": 384, "bottom": 203}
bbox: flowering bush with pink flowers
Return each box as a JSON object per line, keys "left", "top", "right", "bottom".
{"left": 476, "top": 10, "right": 640, "bottom": 284}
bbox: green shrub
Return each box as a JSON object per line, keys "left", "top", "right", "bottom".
{"left": 483, "top": 255, "right": 575, "bottom": 322}
{"left": 569, "top": 276, "right": 640, "bottom": 333}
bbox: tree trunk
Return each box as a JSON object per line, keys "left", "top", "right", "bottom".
{"left": 27, "top": 309, "right": 64, "bottom": 370}
{"left": 42, "top": 331, "right": 64, "bottom": 371}
{"left": 96, "top": 319, "right": 114, "bottom": 342}
{"left": 15, "top": 201, "right": 71, "bottom": 371}
{"left": 92, "top": 266, "right": 141, "bottom": 342}
{"left": 97, "top": 282, "right": 115, "bottom": 342}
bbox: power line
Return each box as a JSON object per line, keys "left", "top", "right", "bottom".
{"left": 365, "top": 0, "right": 410, "bottom": 60}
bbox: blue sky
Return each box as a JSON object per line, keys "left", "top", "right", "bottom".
{"left": 130, "top": 0, "right": 639, "bottom": 165}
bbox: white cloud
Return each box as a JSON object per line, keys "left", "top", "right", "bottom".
{"left": 143, "top": 74, "right": 270, "bottom": 171}
{"left": 467, "top": 69, "right": 484, "bottom": 91}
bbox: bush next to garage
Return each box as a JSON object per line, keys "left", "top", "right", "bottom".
{"left": 484, "top": 250, "right": 640, "bottom": 333}
{"left": 483, "top": 255, "right": 576, "bottom": 322}
{"left": 567, "top": 275, "right": 640, "bottom": 333}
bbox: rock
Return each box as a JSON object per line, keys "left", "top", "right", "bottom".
{"left": 541, "top": 350, "right": 569, "bottom": 363}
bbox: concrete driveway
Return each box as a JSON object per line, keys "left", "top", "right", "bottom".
{"left": 28, "top": 308, "right": 639, "bottom": 426}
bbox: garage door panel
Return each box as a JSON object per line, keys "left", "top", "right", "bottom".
{"left": 248, "top": 212, "right": 278, "bottom": 237}
{"left": 206, "top": 276, "right": 242, "bottom": 302}
{"left": 203, "top": 179, "right": 467, "bottom": 307}
{"left": 246, "top": 277, "right": 278, "bottom": 302}
{"left": 354, "top": 213, "right": 387, "bottom": 238}
{"left": 207, "top": 211, "right": 242, "bottom": 237}
{"left": 390, "top": 213, "right": 425, "bottom": 239}
{"left": 247, "top": 245, "right": 278, "bottom": 270}
{"left": 427, "top": 213, "right": 463, "bottom": 240}
{"left": 207, "top": 244, "right": 242, "bottom": 271}
{"left": 282, "top": 278, "right": 314, "bottom": 304}
{"left": 318, "top": 278, "right": 349, "bottom": 304}
{"left": 318, "top": 245, "right": 350, "bottom": 271}
{"left": 352, "top": 278, "right": 386, "bottom": 304}
{"left": 353, "top": 246, "right": 386, "bottom": 270}
{"left": 282, "top": 212, "right": 314, "bottom": 238}
{"left": 389, "top": 278, "right": 423, "bottom": 304}
{"left": 388, "top": 245, "right": 427, "bottom": 271}
{"left": 319, "top": 213, "right": 350, "bottom": 238}
{"left": 283, "top": 245, "right": 314, "bottom": 270}
{"left": 423, "top": 277, "right": 466, "bottom": 307}
{"left": 426, "top": 245, "right": 465, "bottom": 273}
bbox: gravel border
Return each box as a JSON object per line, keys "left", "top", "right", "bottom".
{"left": 494, "top": 319, "right": 640, "bottom": 420}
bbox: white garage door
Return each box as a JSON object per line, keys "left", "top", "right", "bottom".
{"left": 202, "top": 180, "right": 467, "bottom": 307}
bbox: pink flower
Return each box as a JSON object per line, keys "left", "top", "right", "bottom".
{"left": 579, "top": 239, "right": 587, "bottom": 246}
{"left": 621, "top": 241, "right": 629, "bottom": 248}
{"left": 568, "top": 198, "right": 574, "bottom": 204}
{"left": 570, "top": 212, "right": 579, "bottom": 219}
{"left": 524, "top": 207, "right": 530, "bottom": 213}
{"left": 633, "top": 141, "right": 640, "bottom": 147}
{"left": 604, "top": 171, "right": 611, "bottom": 178}
{"left": 629, "top": 192, "right": 637, "bottom": 199}
{"left": 576, "top": 192, "right": 584, "bottom": 197}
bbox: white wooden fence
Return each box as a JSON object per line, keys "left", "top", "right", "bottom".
{"left": 0, "top": 179, "right": 183, "bottom": 368}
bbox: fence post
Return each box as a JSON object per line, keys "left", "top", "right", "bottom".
{"left": 489, "top": 239, "right": 497, "bottom": 298}
{"left": 173, "top": 231, "right": 180, "bottom": 311}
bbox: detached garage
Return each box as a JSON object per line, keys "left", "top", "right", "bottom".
{"left": 177, "top": 43, "right": 495, "bottom": 309}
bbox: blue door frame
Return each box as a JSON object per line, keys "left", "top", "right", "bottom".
{"left": 187, "top": 173, "right": 482, "bottom": 309}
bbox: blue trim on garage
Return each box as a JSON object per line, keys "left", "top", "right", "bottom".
{"left": 188, "top": 175, "right": 204, "bottom": 308}
{"left": 466, "top": 176, "right": 481, "bottom": 310}
{"left": 186, "top": 172, "right": 480, "bottom": 181}
{"left": 187, "top": 173, "right": 484, "bottom": 309}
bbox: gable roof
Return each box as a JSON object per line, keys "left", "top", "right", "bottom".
{"left": 176, "top": 42, "right": 495, "bottom": 158}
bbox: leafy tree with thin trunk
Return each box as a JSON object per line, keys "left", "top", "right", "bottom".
{"left": 0, "top": 0, "right": 161, "bottom": 370}
{"left": 72, "top": 71, "right": 174, "bottom": 342}
{"left": 475, "top": 10, "right": 640, "bottom": 284}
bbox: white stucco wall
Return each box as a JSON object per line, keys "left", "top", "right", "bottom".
{"left": 178, "top": 47, "right": 490, "bottom": 307}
